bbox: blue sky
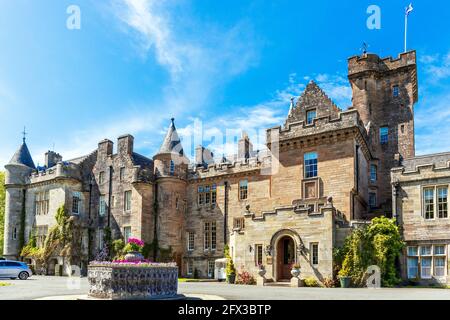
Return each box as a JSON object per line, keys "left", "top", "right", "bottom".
{"left": 0, "top": 0, "right": 449, "bottom": 167}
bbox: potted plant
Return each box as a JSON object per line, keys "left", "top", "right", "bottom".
{"left": 338, "top": 264, "right": 351, "bottom": 288}
{"left": 291, "top": 263, "right": 301, "bottom": 278}
{"left": 226, "top": 258, "right": 236, "bottom": 284}
{"left": 257, "top": 264, "right": 266, "bottom": 277}
{"left": 123, "top": 238, "right": 145, "bottom": 262}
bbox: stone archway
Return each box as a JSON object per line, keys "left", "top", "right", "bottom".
{"left": 270, "top": 229, "right": 302, "bottom": 282}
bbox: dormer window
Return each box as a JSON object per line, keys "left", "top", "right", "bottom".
{"left": 393, "top": 85, "right": 399, "bottom": 97}
{"left": 306, "top": 109, "right": 317, "bottom": 125}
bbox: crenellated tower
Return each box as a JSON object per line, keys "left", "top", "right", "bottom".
{"left": 153, "top": 118, "right": 189, "bottom": 266}
{"left": 348, "top": 50, "right": 418, "bottom": 216}
{"left": 3, "top": 137, "right": 36, "bottom": 260}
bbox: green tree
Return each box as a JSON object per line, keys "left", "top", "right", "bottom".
{"left": 0, "top": 172, "right": 5, "bottom": 256}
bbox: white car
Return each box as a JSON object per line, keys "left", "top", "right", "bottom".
{"left": 0, "top": 260, "right": 33, "bottom": 280}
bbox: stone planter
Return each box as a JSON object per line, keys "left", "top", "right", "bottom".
{"left": 88, "top": 264, "right": 178, "bottom": 300}
{"left": 124, "top": 251, "right": 144, "bottom": 262}
{"left": 291, "top": 268, "right": 300, "bottom": 278}
{"left": 258, "top": 269, "right": 266, "bottom": 277}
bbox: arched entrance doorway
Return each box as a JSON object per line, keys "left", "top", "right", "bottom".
{"left": 276, "top": 236, "right": 296, "bottom": 281}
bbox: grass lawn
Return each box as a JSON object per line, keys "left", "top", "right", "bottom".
{"left": 0, "top": 282, "right": 11, "bottom": 287}
{"left": 178, "top": 278, "right": 204, "bottom": 283}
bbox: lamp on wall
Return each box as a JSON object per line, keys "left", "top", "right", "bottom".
{"left": 248, "top": 245, "right": 253, "bottom": 253}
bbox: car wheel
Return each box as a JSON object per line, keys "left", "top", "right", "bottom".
{"left": 18, "top": 272, "right": 29, "bottom": 280}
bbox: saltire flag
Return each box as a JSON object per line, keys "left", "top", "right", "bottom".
{"left": 405, "top": 3, "right": 414, "bottom": 16}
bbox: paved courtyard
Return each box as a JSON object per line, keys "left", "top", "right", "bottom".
{"left": 1, "top": 276, "right": 450, "bottom": 300}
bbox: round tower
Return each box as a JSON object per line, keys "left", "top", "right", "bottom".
{"left": 153, "top": 118, "right": 189, "bottom": 266}
{"left": 3, "top": 137, "right": 36, "bottom": 260}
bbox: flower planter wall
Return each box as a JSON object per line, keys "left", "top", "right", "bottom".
{"left": 88, "top": 264, "right": 178, "bottom": 300}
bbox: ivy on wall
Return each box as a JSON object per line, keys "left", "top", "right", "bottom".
{"left": 334, "top": 216, "right": 405, "bottom": 287}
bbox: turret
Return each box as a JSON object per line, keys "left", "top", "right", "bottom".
{"left": 153, "top": 118, "right": 189, "bottom": 265}
{"left": 3, "top": 138, "right": 36, "bottom": 259}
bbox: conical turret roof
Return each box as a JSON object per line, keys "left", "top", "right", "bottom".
{"left": 8, "top": 141, "right": 36, "bottom": 169}
{"left": 156, "top": 118, "right": 184, "bottom": 156}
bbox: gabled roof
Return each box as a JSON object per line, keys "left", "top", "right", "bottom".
{"left": 156, "top": 118, "right": 184, "bottom": 156}
{"left": 8, "top": 141, "right": 36, "bottom": 169}
{"left": 286, "top": 80, "right": 341, "bottom": 124}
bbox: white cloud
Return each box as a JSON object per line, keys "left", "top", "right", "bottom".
{"left": 420, "top": 51, "right": 450, "bottom": 82}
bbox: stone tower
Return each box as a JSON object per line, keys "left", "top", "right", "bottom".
{"left": 153, "top": 118, "right": 189, "bottom": 265}
{"left": 348, "top": 50, "right": 418, "bottom": 215}
{"left": 3, "top": 138, "right": 36, "bottom": 259}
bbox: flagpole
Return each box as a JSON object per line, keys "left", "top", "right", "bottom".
{"left": 404, "top": 13, "right": 408, "bottom": 52}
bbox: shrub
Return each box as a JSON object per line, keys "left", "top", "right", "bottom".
{"left": 304, "top": 276, "right": 320, "bottom": 287}
{"left": 236, "top": 271, "right": 256, "bottom": 285}
{"left": 322, "top": 277, "right": 337, "bottom": 288}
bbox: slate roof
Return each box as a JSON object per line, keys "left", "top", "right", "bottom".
{"left": 156, "top": 118, "right": 184, "bottom": 156}
{"left": 8, "top": 142, "right": 36, "bottom": 169}
{"left": 132, "top": 152, "right": 153, "bottom": 168}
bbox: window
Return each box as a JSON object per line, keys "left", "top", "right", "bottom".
{"left": 124, "top": 190, "right": 132, "bottom": 211}
{"left": 72, "top": 192, "right": 81, "bottom": 214}
{"left": 424, "top": 188, "right": 435, "bottom": 219}
{"left": 35, "top": 191, "right": 50, "bottom": 216}
{"left": 233, "top": 217, "right": 245, "bottom": 230}
{"left": 123, "top": 226, "right": 131, "bottom": 243}
{"left": 99, "top": 171, "right": 105, "bottom": 184}
{"left": 187, "top": 232, "right": 195, "bottom": 251}
{"left": 255, "top": 244, "right": 263, "bottom": 266}
{"left": 370, "top": 165, "right": 377, "bottom": 182}
{"left": 36, "top": 225, "right": 48, "bottom": 248}
{"left": 304, "top": 152, "right": 318, "bottom": 178}
{"left": 380, "top": 127, "right": 389, "bottom": 145}
{"left": 407, "top": 245, "right": 447, "bottom": 279}
{"left": 176, "top": 197, "right": 179, "bottom": 210}
{"left": 111, "top": 196, "right": 115, "bottom": 208}
{"left": 306, "top": 109, "right": 317, "bottom": 125}
{"left": 119, "top": 167, "right": 125, "bottom": 181}
{"left": 187, "top": 261, "right": 193, "bottom": 276}
{"left": 12, "top": 227, "right": 17, "bottom": 240}
{"left": 369, "top": 192, "right": 377, "bottom": 209}
{"left": 169, "top": 160, "right": 175, "bottom": 176}
{"left": 311, "top": 243, "right": 319, "bottom": 265}
{"left": 198, "top": 184, "right": 217, "bottom": 206}
{"left": 207, "top": 260, "right": 215, "bottom": 278}
{"left": 99, "top": 195, "right": 106, "bottom": 217}
{"left": 204, "top": 221, "right": 217, "bottom": 251}
{"left": 239, "top": 180, "right": 248, "bottom": 200}
{"left": 438, "top": 187, "right": 448, "bottom": 218}
{"left": 211, "top": 184, "right": 217, "bottom": 205}
{"left": 393, "top": 85, "right": 399, "bottom": 97}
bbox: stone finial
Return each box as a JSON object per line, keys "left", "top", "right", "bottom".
{"left": 288, "top": 97, "right": 295, "bottom": 117}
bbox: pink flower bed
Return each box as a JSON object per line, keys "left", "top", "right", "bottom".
{"left": 127, "top": 238, "right": 144, "bottom": 247}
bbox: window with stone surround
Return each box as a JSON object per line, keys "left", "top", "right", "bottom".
{"left": 304, "top": 152, "right": 318, "bottom": 178}
{"left": 311, "top": 243, "right": 319, "bottom": 266}
{"left": 187, "top": 232, "right": 195, "bottom": 251}
{"left": 198, "top": 184, "right": 217, "bottom": 206}
{"left": 233, "top": 217, "right": 245, "bottom": 230}
{"left": 35, "top": 191, "right": 50, "bottom": 216}
{"left": 124, "top": 190, "right": 132, "bottom": 212}
{"left": 369, "top": 192, "right": 377, "bottom": 209}
{"left": 36, "top": 225, "right": 48, "bottom": 248}
{"left": 12, "top": 227, "right": 17, "bottom": 240}
{"left": 207, "top": 260, "right": 215, "bottom": 278}
{"left": 370, "top": 164, "right": 377, "bottom": 182}
{"left": 393, "top": 85, "right": 399, "bottom": 97}
{"left": 169, "top": 160, "right": 175, "bottom": 176}
{"left": 239, "top": 180, "right": 248, "bottom": 200}
{"left": 119, "top": 167, "right": 125, "bottom": 181}
{"left": 187, "top": 260, "right": 193, "bottom": 276}
{"left": 99, "top": 171, "right": 105, "bottom": 184}
{"left": 380, "top": 127, "right": 389, "bottom": 145}
{"left": 203, "top": 221, "right": 217, "bottom": 251}
{"left": 306, "top": 109, "right": 317, "bottom": 125}
{"left": 255, "top": 244, "right": 263, "bottom": 266}
{"left": 72, "top": 192, "right": 81, "bottom": 215}
{"left": 422, "top": 186, "right": 448, "bottom": 220}
{"left": 407, "top": 245, "right": 447, "bottom": 279}
{"left": 99, "top": 195, "right": 106, "bottom": 217}
{"left": 123, "top": 226, "right": 131, "bottom": 243}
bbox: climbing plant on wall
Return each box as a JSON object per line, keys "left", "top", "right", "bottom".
{"left": 334, "top": 216, "right": 405, "bottom": 287}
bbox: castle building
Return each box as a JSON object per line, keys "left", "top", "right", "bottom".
{"left": 3, "top": 50, "right": 449, "bottom": 284}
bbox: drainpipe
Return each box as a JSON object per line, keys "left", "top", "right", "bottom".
{"left": 224, "top": 181, "right": 229, "bottom": 246}
{"left": 107, "top": 166, "right": 113, "bottom": 228}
